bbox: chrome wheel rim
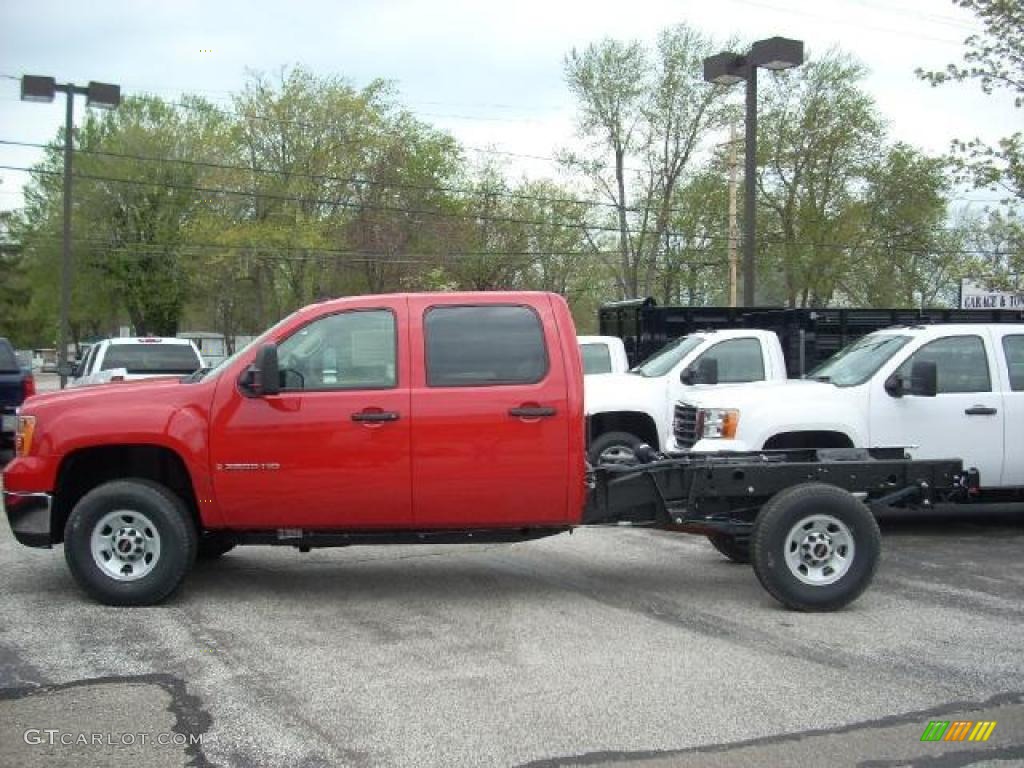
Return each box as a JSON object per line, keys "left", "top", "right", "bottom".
{"left": 783, "top": 514, "right": 854, "bottom": 586}
{"left": 91, "top": 510, "right": 162, "bottom": 581}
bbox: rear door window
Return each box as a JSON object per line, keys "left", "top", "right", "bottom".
{"left": 425, "top": 305, "right": 548, "bottom": 387}
{"left": 101, "top": 343, "right": 202, "bottom": 374}
{"left": 1003, "top": 335, "right": 1024, "bottom": 392}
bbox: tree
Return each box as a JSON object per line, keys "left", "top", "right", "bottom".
{"left": 842, "top": 145, "right": 960, "bottom": 307}
{"left": 564, "top": 25, "right": 734, "bottom": 299}
{"left": 917, "top": 0, "right": 1024, "bottom": 203}
{"left": 756, "top": 51, "right": 885, "bottom": 306}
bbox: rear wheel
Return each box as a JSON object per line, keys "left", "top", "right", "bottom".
{"left": 64, "top": 479, "right": 197, "bottom": 606}
{"left": 706, "top": 532, "right": 750, "bottom": 564}
{"left": 588, "top": 431, "right": 645, "bottom": 466}
{"left": 751, "top": 483, "right": 880, "bottom": 612}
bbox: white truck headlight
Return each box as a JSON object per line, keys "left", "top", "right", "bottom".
{"left": 697, "top": 408, "right": 740, "bottom": 439}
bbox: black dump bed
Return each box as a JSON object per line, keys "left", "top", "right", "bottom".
{"left": 598, "top": 298, "right": 1024, "bottom": 376}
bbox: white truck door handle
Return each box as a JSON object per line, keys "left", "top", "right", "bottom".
{"left": 964, "top": 405, "right": 997, "bottom": 416}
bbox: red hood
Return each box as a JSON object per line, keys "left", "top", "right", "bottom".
{"left": 24, "top": 375, "right": 190, "bottom": 411}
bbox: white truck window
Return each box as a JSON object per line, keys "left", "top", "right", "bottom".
{"left": 580, "top": 343, "right": 613, "bottom": 375}
{"left": 897, "top": 336, "right": 991, "bottom": 394}
{"left": 698, "top": 338, "right": 765, "bottom": 383}
{"left": 1002, "top": 335, "right": 1024, "bottom": 392}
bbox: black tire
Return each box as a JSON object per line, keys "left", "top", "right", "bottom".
{"left": 751, "top": 482, "right": 881, "bottom": 612}
{"left": 706, "top": 532, "right": 751, "bottom": 564}
{"left": 197, "top": 534, "right": 235, "bottom": 560}
{"left": 64, "top": 479, "right": 197, "bottom": 606}
{"left": 588, "top": 431, "right": 645, "bottom": 465}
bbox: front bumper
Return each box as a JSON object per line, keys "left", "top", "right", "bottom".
{"left": 668, "top": 437, "right": 754, "bottom": 453}
{"left": 3, "top": 490, "right": 53, "bottom": 548}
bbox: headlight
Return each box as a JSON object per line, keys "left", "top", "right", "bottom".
{"left": 15, "top": 415, "right": 36, "bottom": 457}
{"left": 697, "top": 408, "right": 739, "bottom": 439}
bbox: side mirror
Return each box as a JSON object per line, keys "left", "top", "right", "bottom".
{"left": 682, "top": 357, "right": 719, "bottom": 385}
{"left": 909, "top": 360, "right": 938, "bottom": 397}
{"left": 885, "top": 360, "right": 938, "bottom": 398}
{"left": 241, "top": 344, "right": 280, "bottom": 396}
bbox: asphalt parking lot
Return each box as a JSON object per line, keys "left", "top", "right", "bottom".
{"left": 1, "top": 493, "right": 1022, "bottom": 767}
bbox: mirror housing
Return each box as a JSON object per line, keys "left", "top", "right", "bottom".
{"left": 241, "top": 343, "right": 280, "bottom": 396}
{"left": 682, "top": 357, "right": 720, "bottom": 386}
{"left": 885, "top": 360, "right": 938, "bottom": 398}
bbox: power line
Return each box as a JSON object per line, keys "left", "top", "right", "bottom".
{"left": 0, "top": 162, "right": 724, "bottom": 241}
{"left": 3, "top": 163, "right": 1015, "bottom": 256}
{"left": 0, "top": 138, "right": 637, "bottom": 215}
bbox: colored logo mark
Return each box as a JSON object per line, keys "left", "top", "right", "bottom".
{"left": 920, "top": 720, "right": 997, "bottom": 742}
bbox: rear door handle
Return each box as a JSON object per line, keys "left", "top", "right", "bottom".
{"left": 509, "top": 406, "right": 557, "bottom": 419}
{"left": 964, "top": 406, "right": 997, "bottom": 416}
{"left": 351, "top": 410, "right": 400, "bottom": 423}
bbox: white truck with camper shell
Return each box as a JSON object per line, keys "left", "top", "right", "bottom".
{"left": 669, "top": 323, "right": 1024, "bottom": 493}
{"left": 69, "top": 337, "right": 204, "bottom": 388}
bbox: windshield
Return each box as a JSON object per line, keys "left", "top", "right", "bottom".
{"left": 194, "top": 311, "right": 300, "bottom": 382}
{"left": 808, "top": 333, "right": 912, "bottom": 387}
{"left": 631, "top": 335, "right": 705, "bottom": 378}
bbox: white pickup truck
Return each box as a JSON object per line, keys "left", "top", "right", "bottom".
{"left": 671, "top": 324, "right": 1024, "bottom": 492}
{"left": 69, "top": 337, "right": 205, "bottom": 388}
{"left": 585, "top": 329, "right": 787, "bottom": 463}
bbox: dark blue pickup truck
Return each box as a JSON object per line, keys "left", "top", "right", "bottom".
{"left": 0, "top": 337, "right": 35, "bottom": 452}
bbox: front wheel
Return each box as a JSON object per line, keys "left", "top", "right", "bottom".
{"left": 751, "top": 483, "right": 880, "bottom": 612}
{"left": 64, "top": 479, "right": 198, "bottom": 606}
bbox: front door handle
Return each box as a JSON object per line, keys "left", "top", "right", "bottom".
{"left": 964, "top": 405, "right": 997, "bottom": 416}
{"left": 509, "top": 406, "right": 557, "bottom": 419}
{"left": 351, "top": 410, "right": 400, "bottom": 423}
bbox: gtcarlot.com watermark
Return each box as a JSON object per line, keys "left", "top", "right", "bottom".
{"left": 24, "top": 729, "right": 205, "bottom": 747}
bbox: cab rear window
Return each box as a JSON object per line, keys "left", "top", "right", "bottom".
{"left": 100, "top": 344, "right": 201, "bottom": 374}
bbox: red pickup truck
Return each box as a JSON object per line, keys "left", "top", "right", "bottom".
{"left": 5, "top": 291, "right": 967, "bottom": 612}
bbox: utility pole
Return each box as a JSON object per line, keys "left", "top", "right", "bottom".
{"left": 726, "top": 123, "right": 740, "bottom": 307}
{"left": 21, "top": 76, "right": 120, "bottom": 388}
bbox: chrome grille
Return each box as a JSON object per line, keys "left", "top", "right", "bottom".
{"left": 673, "top": 403, "right": 698, "bottom": 449}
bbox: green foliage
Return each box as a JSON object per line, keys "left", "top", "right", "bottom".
{"left": 7, "top": 30, "right": 1017, "bottom": 346}
{"left": 756, "top": 51, "right": 885, "bottom": 306}
{"left": 918, "top": 0, "right": 1024, "bottom": 203}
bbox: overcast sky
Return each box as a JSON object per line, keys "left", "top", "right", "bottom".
{"left": 0, "top": 0, "right": 1018, "bottom": 212}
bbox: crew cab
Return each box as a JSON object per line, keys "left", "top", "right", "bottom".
{"left": 69, "top": 337, "right": 204, "bottom": 387}
{"left": 0, "top": 337, "right": 35, "bottom": 452}
{"left": 585, "top": 329, "right": 786, "bottom": 463}
{"left": 672, "top": 324, "right": 1024, "bottom": 494}
{"left": 578, "top": 335, "right": 629, "bottom": 375}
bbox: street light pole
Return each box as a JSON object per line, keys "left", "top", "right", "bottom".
{"left": 60, "top": 86, "right": 75, "bottom": 390}
{"left": 743, "top": 69, "right": 757, "bottom": 308}
{"left": 21, "top": 76, "right": 120, "bottom": 388}
{"left": 703, "top": 37, "right": 804, "bottom": 307}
